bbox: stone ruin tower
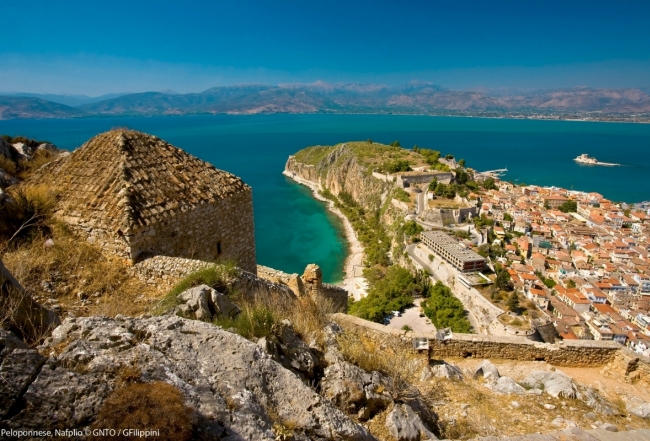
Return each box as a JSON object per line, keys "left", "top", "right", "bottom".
{"left": 28, "top": 129, "right": 257, "bottom": 274}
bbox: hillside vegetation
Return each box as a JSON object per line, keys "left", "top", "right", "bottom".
{"left": 290, "top": 140, "right": 472, "bottom": 331}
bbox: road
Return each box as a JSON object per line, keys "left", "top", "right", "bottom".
{"left": 405, "top": 243, "right": 482, "bottom": 333}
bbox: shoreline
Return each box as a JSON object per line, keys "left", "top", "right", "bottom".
{"left": 282, "top": 170, "right": 366, "bottom": 300}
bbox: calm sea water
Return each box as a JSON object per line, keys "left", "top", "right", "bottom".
{"left": 2, "top": 115, "right": 649, "bottom": 282}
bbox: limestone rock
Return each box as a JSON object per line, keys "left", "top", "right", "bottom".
{"left": 428, "top": 361, "right": 463, "bottom": 381}
{"left": 489, "top": 376, "right": 525, "bottom": 395}
{"left": 521, "top": 370, "right": 577, "bottom": 399}
{"left": 0, "top": 167, "right": 20, "bottom": 188}
{"left": 275, "top": 319, "right": 319, "bottom": 377}
{"left": 4, "top": 316, "right": 373, "bottom": 440}
{"left": 11, "top": 142, "right": 34, "bottom": 160}
{"left": 177, "top": 285, "right": 212, "bottom": 320}
{"left": 321, "top": 358, "right": 393, "bottom": 420}
{"left": 599, "top": 423, "right": 618, "bottom": 432}
{"left": 0, "top": 137, "right": 11, "bottom": 158}
{"left": 474, "top": 359, "right": 500, "bottom": 384}
{"left": 0, "top": 344, "right": 47, "bottom": 417}
{"left": 385, "top": 403, "right": 438, "bottom": 441}
{"left": 36, "top": 143, "right": 59, "bottom": 153}
{"left": 210, "top": 288, "right": 241, "bottom": 318}
{"left": 630, "top": 403, "right": 650, "bottom": 419}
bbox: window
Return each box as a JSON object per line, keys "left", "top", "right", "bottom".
{"left": 217, "top": 242, "right": 222, "bottom": 255}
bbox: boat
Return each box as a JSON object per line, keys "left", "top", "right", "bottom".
{"left": 573, "top": 154, "right": 619, "bottom": 166}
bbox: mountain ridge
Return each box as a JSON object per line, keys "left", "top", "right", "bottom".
{"left": 2, "top": 83, "right": 650, "bottom": 120}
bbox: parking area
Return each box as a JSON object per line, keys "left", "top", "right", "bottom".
{"left": 385, "top": 298, "right": 437, "bottom": 334}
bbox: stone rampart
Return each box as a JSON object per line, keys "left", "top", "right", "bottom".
{"left": 257, "top": 264, "right": 348, "bottom": 312}
{"left": 332, "top": 313, "right": 623, "bottom": 367}
{"left": 601, "top": 347, "right": 650, "bottom": 386}
{"left": 132, "top": 256, "right": 295, "bottom": 301}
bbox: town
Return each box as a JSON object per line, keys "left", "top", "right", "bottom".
{"left": 398, "top": 165, "right": 650, "bottom": 356}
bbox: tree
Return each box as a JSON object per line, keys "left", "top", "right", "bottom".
{"left": 390, "top": 140, "right": 401, "bottom": 147}
{"left": 428, "top": 177, "right": 438, "bottom": 192}
{"left": 506, "top": 292, "right": 520, "bottom": 312}
{"left": 503, "top": 212, "right": 513, "bottom": 222}
{"left": 454, "top": 168, "right": 469, "bottom": 185}
{"left": 445, "top": 154, "right": 454, "bottom": 160}
{"left": 482, "top": 178, "right": 497, "bottom": 190}
{"left": 412, "top": 145, "right": 419, "bottom": 152}
{"left": 366, "top": 139, "right": 373, "bottom": 144}
{"left": 558, "top": 200, "right": 577, "bottom": 213}
{"left": 495, "top": 269, "right": 513, "bottom": 291}
{"left": 458, "top": 158, "right": 466, "bottom": 168}
{"left": 566, "top": 279, "right": 576, "bottom": 289}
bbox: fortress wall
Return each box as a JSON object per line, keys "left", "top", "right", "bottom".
{"left": 332, "top": 313, "right": 623, "bottom": 367}
{"left": 257, "top": 264, "right": 348, "bottom": 312}
{"left": 601, "top": 348, "right": 650, "bottom": 386}
{"left": 129, "top": 189, "right": 256, "bottom": 274}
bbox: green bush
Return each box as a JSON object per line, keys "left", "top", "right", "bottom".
{"left": 349, "top": 266, "right": 417, "bottom": 322}
{"left": 393, "top": 188, "right": 411, "bottom": 203}
{"left": 421, "top": 282, "right": 472, "bottom": 333}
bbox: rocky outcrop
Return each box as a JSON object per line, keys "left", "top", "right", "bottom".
{"left": 520, "top": 370, "right": 577, "bottom": 399}
{"left": 1, "top": 316, "right": 373, "bottom": 440}
{"left": 285, "top": 144, "right": 391, "bottom": 211}
{"left": 174, "top": 284, "right": 241, "bottom": 321}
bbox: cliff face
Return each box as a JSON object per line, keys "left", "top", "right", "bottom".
{"left": 285, "top": 143, "right": 392, "bottom": 211}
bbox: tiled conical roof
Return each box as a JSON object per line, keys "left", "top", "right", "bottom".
{"left": 29, "top": 129, "right": 250, "bottom": 235}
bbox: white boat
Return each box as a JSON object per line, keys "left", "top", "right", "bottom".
{"left": 574, "top": 154, "right": 619, "bottom": 166}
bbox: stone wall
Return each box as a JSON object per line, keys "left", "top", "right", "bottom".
{"left": 129, "top": 189, "right": 256, "bottom": 274}
{"left": 132, "top": 256, "right": 295, "bottom": 301}
{"left": 420, "top": 206, "right": 477, "bottom": 226}
{"left": 332, "top": 313, "right": 622, "bottom": 367}
{"left": 601, "top": 347, "right": 650, "bottom": 386}
{"left": 257, "top": 264, "right": 348, "bottom": 312}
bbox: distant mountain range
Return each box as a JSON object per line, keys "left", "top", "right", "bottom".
{"left": 2, "top": 82, "right": 650, "bottom": 120}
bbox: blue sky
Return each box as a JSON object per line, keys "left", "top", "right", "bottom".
{"left": 2, "top": 0, "right": 650, "bottom": 95}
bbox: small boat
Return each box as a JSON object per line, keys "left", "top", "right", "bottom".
{"left": 574, "top": 154, "right": 619, "bottom": 166}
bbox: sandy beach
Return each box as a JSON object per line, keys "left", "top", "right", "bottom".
{"left": 282, "top": 170, "right": 366, "bottom": 300}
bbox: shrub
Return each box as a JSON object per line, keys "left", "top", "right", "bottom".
{"left": 421, "top": 282, "right": 472, "bottom": 333}
{"left": 155, "top": 262, "right": 238, "bottom": 314}
{"left": 0, "top": 185, "right": 58, "bottom": 244}
{"left": 349, "top": 266, "right": 417, "bottom": 322}
{"left": 91, "top": 382, "right": 195, "bottom": 441}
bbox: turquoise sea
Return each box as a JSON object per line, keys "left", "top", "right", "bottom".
{"left": 2, "top": 115, "right": 649, "bottom": 282}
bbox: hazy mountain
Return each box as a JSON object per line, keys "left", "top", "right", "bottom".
{"left": 0, "top": 92, "right": 127, "bottom": 107}
{"left": 0, "top": 96, "right": 86, "bottom": 120}
{"left": 2, "top": 83, "right": 650, "bottom": 119}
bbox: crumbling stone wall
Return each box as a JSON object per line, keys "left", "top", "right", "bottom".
{"left": 332, "top": 313, "right": 623, "bottom": 367}
{"left": 133, "top": 256, "right": 294, "bottom": 300}
{"left": 257, "top": 264, "right": 348, "bottom": 312}
{"left": 601, "top": 348, "right": 650, "bottom": 387}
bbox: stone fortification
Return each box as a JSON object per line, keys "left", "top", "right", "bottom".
{"left": 420, "top": 206, "right": 478, "bottom": 226}
{"left": 258, "top": 264, "right": 348, "bottom": 312}
{"left": 395, "top": 171, "right": 453, "bottom": 187}
{"left": 332, "top": 313, "right": 627, "bottom": 368}
{"left": 26, "top": 130, "right": 256, "bottom": 273}
{"left": 132, "top": 255, "right": 295, "bottom": 300}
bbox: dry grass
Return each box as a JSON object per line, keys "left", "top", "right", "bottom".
{"left": 0, "top": 154, "right": 17, "bottom": 175}
{"left": 214, "top": 290, "right": 337, "bottom": 346}
{"left": 1, "top": 221, "right": 160, "bottom": 319}
{"left": 90, "top": 381, "right": 195, "bottom": 441}
{"left": 420, "top": 371, "right": 650, "bottom": 439}
{"left": 336, "top": 329, "right": 427, "bottom": 389}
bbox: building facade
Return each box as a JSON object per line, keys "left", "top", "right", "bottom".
{"left": 420, "top": 230, "right": 486, "bottom": 273}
